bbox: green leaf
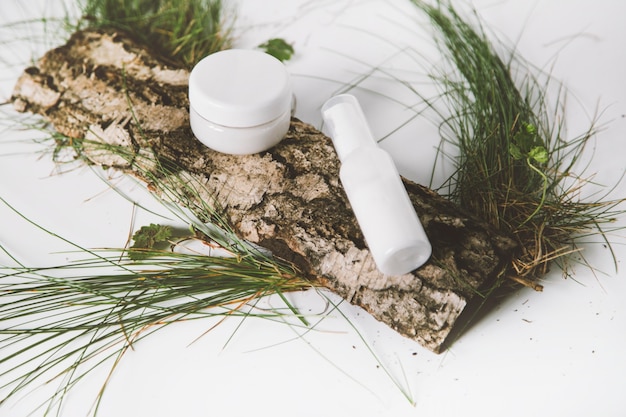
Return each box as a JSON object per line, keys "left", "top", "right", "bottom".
{"left": 513, "top": 132, "right": 532, "bottom": 152}
{"left": 130, "top": 223, "right": 172, "bottom": 259}
{"left": 509, "top": 143, "right": 524, "bottom": 160}
{"left": 513, "top": 122, "right": 541, "bottom": 154}
{"left": 258, "top": 38, "right": 295, "bottom": 62}
{"left": 524, "top": 123, "right": 537, "bottom": 136}
{"left": 529, "top": 146, "right": 548, "bottom": 164}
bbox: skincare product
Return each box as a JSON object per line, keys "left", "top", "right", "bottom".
{"left": 189, "top": 49, "right": 292, "bottom": 155}
{"left": 321, "top": 94, "right": 432, "bottom": 275}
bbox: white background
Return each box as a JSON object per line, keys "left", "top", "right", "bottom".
{"left": 1, "top": 1, "right": 625, "bottom": 416}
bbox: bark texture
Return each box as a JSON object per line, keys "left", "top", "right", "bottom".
{"left": 11, "top": 28, "right": 517, "bottom": 352}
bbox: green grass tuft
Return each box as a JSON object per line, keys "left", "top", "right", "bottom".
{"left": 410, "top": 0, "right": 624, "bottom": 287}
{"left": 79, "top": 0, "right": 232, "bottom": 67}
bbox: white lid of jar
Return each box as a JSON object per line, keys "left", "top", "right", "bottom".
{"left": 188, "top": 49, "right": 292, "bottom": 128}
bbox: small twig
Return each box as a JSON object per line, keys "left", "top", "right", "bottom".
{"left": 507, "top": 275, "right": 544, "bottom": 292}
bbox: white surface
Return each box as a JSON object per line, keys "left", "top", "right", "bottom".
{"left": 1, "top": 1, "right": 625, "bottom": 416}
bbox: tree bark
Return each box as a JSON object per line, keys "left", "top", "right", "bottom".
{"left": 11, "top": 28, "right": 517, "bottom": 353}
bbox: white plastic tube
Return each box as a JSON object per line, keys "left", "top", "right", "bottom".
{"left": 321, "top": 94, "right": 432, "bottom": 275}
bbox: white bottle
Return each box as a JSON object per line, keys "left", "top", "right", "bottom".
{"left": 321, "top": 94, "right": 432, "bottom": 275}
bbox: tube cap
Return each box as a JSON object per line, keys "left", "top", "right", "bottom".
{"left": 321, "top": 94, "right": 377, "bottom": 161}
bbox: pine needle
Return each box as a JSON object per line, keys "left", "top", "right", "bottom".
{"left": 0, "top": 197, "right": 310, "bottom": 413}
{"left": 409, "top": 0, "right": 625, "bottom": 285}
{"left": 78, "top": 0, "right": 232, "bottom": 67}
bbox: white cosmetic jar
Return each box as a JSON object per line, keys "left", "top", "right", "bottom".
{"left": 189, "top": 49, "right": 293, "bottom": 155}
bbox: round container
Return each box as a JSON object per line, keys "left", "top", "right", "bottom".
{"left": 188, "top": 49, "right": 292, "bottom": 155}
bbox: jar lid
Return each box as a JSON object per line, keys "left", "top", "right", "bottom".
{"left": 189, "top": 49, "right": 292, "bottom": 128}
